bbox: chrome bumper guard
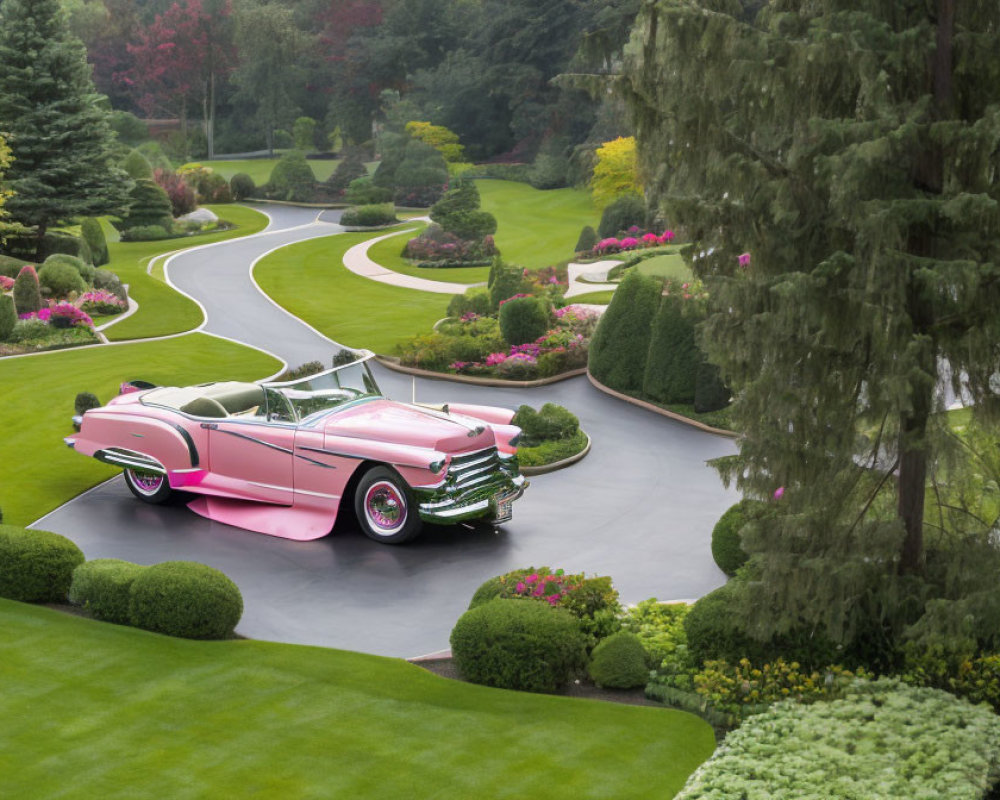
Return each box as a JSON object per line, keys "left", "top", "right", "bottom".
{"left": 415, "top": 447, "right": 527, "bottom": 525}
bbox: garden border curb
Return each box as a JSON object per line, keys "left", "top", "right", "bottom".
{"left": 520, "top": 432, "right": 591, "bottom": 476}
{"left": 374, "top": 355, "right": 587, "bottom": 387}
{"left": 586, "top": 371, "right": 737, "bottom": 438}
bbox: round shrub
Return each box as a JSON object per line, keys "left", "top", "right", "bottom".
{"left": 69, "top": 559, "right": 146, "bottom": 624}
{"left": 598, "top": 193, "right": 646, "bottom": 238}
{"left": 711, "top": 501, "right": 756, "bottom": 576}
{"left": 499, "top": 295, "right": 549, "bottom": 346}
{"left": 129, "top": 561, "right": 243, "bottom": 639}
{"left": 230, "top": 172, "right": 255, "bottom": 200}
{"left": 588, "top": 630, "right": 650, "bottom": 688}
{"left": 450, "top": 599, "right": 588, "bottom": 692}
{"left": 38, "top": 259, "right": 87, "bottom": 297}
{"left": 75, "top": 391, "right": 101, "bottom": 415}
{"left": 93, "top": 268, "right": 127, "bottom": 303}
{"left": 512, "top": 403, "right": 580, "bottom": 444}
{"left": 496, "top": 354, "right": 539, "bottom": 380}
{"left": 44, "top": 253, "right": 94, "bottom": 283}
{"left": 0, "top": 294, "right": 16, "bottom": 342}
{"left": 0, "top": 525, "right": 85, "bottom": 603}
{"left": 268, "top": 151, "right": 315, "bottom": 202}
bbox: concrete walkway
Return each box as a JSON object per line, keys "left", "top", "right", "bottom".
{"left": 565, "top": 259, "right": 620, "bottom": 298}
{"left": 342, "top": 225, "right": 485, "bottom": 295}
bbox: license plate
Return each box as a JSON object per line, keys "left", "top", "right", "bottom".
{"left": 492, "top": 489, "right": 517, "bottom": 523}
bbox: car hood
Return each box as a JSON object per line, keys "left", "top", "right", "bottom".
{"left": 324, "top": 399, "right": 495, "bottom": 453}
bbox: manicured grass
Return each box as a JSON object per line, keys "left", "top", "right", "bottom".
{"left": 365, "top": 223, "right": 491, "bottom": 285}
{"left": 254, "top": 232, "right": 450, "bottom": 354}
{"left": 567, "top": 290, "right": 615, "bottom": 305}
{"left": 477, "top": 180, "right": 598, "bottom": 269}
{"left": 104, "top": 205, "right": 270, "bottom": 341}
{"left": 0, "top": 599, "right": 715, "bottom": 799}
{"left": 635, "top": 253, "right": 692, "bottom": 281}
{"left": 183, "top": 157, "right": 341, "bottom": 185}
{"left": 0, "top": 334, "right": 281, "bottom": 526}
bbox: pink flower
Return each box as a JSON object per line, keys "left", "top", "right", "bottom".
{"left": 660, "top": 230, "right": 675, "bottom": 243}
{"left": 642, "top": 232, "right": 658, "bottom": 244}
{"left": 533, "top": 585, "right": 544, "bottom": 597}
{"left": 773, "top": 486, "right": 785, "bottom": 500}
{"left": 738, "top": 252, "right": 751, "bottom": 267}
{"left": 620, "top": 237, "right": 639, "bottom": 250}
{"left": 548, "top": 276, "right": 559, "bottom": 284}
{"left": 525, "top": 574, "right": 538, "bottom": 583}
{"left": 485, "top": 352, "right": 507, "bottom": 367}
{"left": 515, "top": 582, "right": 526, "bottom": 592}
{"left": 547, "top": 595, "right": 560, "bottom": 606}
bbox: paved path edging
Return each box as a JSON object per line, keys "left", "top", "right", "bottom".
{"left": 520, "top": 432, "right": 591, "bottom": 476}
{"left": 375, "top": 356, "right": 587, "bottom": 388}
{"left": 587, "top": 371, "right": 737, "bottom": 438}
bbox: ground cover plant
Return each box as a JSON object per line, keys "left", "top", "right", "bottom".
{"left": 673, "top": 679, "right": 1000, "bottom": 799}
{"left": 476, "top": 181, "right": 599, "bottom": 269}
{"left": 102, "top": 204, "right": 269, "bottom": 340}
{"left": 0, "top": 599, "right": 716, "bottom": 799}
{"left": 0, "top": 334, "right": 280, "bottom": 526}
{"left": 252, "top": 232, "right": 448, "bottom": 354}
{"left": 365, "top": 225, "right": 490, "bottom": 284}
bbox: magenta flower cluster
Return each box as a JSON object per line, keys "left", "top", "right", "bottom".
{"left": 593, "top": 230, "right": 675, "bottom": 255}
{"left": 512, "top": 570, "right": 579, "bottom": 607}
{"left": 80, "top": 290, "right": 127, "bottom": 314}
{"left": 0, "top": 275, "right": 14, "bottom": 291}
{"left": 18, "top": 302, "right": 94, "bottom": 328}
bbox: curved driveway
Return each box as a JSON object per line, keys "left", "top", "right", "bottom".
{"left": 38, "top": 205, "right": 738, "bottom": 657}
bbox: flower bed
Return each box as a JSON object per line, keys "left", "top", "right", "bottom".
{"left": 593, "top": 228, "right": 675, "bottom": 256}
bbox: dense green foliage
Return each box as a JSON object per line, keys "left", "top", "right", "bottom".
{"left": 0, "top": 294, "right": 15, "bottom": 341}
{"left": 487, "top": 261, "right": 525, "bottom": 310}
{"left": 128, "top": 561, "right": 243, "bottom": 640}
{"left": 0, "top": 525, "right": 85, "bottom": 603}
{"left": 904, "top": 647, "right": 1000, "bottom": 714}
{"left": 674, "top": 680, "right": 1000, "bottom": 800}
{"left": 229, "top": 173, "right": 255, "bottom": 201}
{"left": 12, "top": 265, "right": 41, "bottom": 314}
{"left": 430, "top": 180, "right": 497, "bottom": 241}
{"left": 622, "top": 0, "right": 1000, "bottom": 664}
{"left": 597, "top": 193, "right": 644, "bottom": 238}
{"left": 498, "top": 296, "right": 549, "bottom": 346}
{"left": 80, "top": 218, "right": 108, "bottom": 266}
{"left": 1, "top": 599, "right": 715, "bottom": 799}
{"left": 266, "top": 151, "right": 316, "bottom": 202}
{"left": 68, "top": 559, "right": 146, "bottom": 625}
{"left": 513, "top": 403, "right": 580, "bottom": 445}
{"left": 575, "top": 225, "right": 598, "bottom": 253}
{"left": 587, "top": 269, "right": 660, "bottom": 392}
{"left": 117, "top": 180, "right": 173, "bottom": 232}
{"left": 325, "top": 154, "right": 368, "bottom": 194}
{"left": 451, "top": 599, "right": 588, "bottom": 692}
{"left": 588, "top": 631, "right": 649, "bottom": 689}
{"left": 123, "top": 149, "right": 153, "bottom": 180}
{"left": 643, "top": 292, "right": 698, "bottom": 404}
{"left": 74, "top": 392, "right": 100, "bottom": 416}
{"left": 516, "top": 429, "right": 588, "bottom": 468}
{"left": 710, "top": 502, "right": 754, "bottom": 577}
{"left": 38, "top": 261, "right": 86, "bottom": 298}
{"left": 0, "top": 0, "right": 130, "bottom": 254}
{"left": 447, "top": 287, "right": 491, "bottom": 318}
{"left": 340, "top": 204, "right": 397, "bottom": 227}
{"left": 621, "top": 599, "right": 691, "bottom": 670}
{"left": 44, "top": 253, "right": 93, "bottom": 283}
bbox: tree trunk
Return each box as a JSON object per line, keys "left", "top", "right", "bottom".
{"left": 205, "top": 72, "right": 216, "bottom": 160}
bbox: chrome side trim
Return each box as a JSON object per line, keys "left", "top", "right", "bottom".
{"left": 215, "top": 427, "right": 294, "bottom": 455}
{"left": 248, "top": 480, "right": 294, "bottom": 493}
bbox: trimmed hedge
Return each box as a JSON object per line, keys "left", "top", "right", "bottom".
{"left": 80, "top": 218, "right": 109, "bottom": 266}
{"left": 0, "top": 294, "right": 15, "bottom": 341}
{"left": 128, "top": 561, "right": 243, "bottom": 640}
{"left": 575, "top": 225, "right": 598, "bottom": 253}
{"left": 69, "top": 559, "right": 146, "bottom": 624}
{"left": 588, "top": 630, "right": 650, "bottom": 688}
{"left": 643, "top": 293, "right": 698, "bottom": 404}
{"left": 0, "top": 525, "right": 85, "bottom": 603}
{"left": 340, "top": 203, "right": 397, "bottom": 227}
{"left": 38, "top": 259, "right": 87, "bottom": 297}
{"left": 512, "top": 403, "right": 579, "bottom": 445}
{"left": 498, "top": 295, "right": 549, "bottom": 346}
{"left": 710, "top": 501, "right": 754, "bottom": 577}
{"left": 13, "top": 265, "right": 42, "bottom": 314}
{"left": 587, "top": 270, "right": 661, "bottom": 393}
{"left": 451, "top": 599, "right": 588, "bottom": 692}
{"left": 674, "top": 679, "right": 1000, "bottom": 799}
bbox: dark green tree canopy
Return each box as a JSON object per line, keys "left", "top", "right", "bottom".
{"left": 622, "top": 0, "right": 1000, "bottom": 650}
{"left": 0, "top": 0, "right": 131, "bottom": 248}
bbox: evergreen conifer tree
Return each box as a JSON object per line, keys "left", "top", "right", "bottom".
{"left": 587, "top": 270, "right": 661, "bottom": 393}
{"left": 623, "top": 0, "right": 1000, "bottom": 652}
{"left": 0, "top": 0, "right": 131, "bottom": 257}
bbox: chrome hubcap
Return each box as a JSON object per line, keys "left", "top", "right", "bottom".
{"left": 364, "top": 481, "right": 406, "bottom": 534}
{"left": 130, "top": 470, "right": 164, "bottom": 496}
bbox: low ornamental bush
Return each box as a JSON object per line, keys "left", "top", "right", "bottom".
{"left": 588, "top": 270, "right": 662, "bottom": 393}
{"left": 93, "top": 269, "right": 128, "bottom": 303}
{"left": 673, "top": 679, "right": 1000, "bottom": 800}
{"left": 69, "top": 559, "right": 147, "bottom": 624}
{"left": 588, "top": 630, "right": 650, "bottom": 689}
{"left": 447, "top": 287, "right": 491, "bottom": 318}
{"left": 75, "top": 391, "right": 101, "bottom": 415}
{"left": 80, "top": 289, "right": 127, "bottom": 315}
{"left": 903, "top": 645, "right": 1000, "bottom": 713}
{"left": 512, "top": 403, "right": 579, "bottom": 444}
{"left": 128, "top": 561, "right": 243, "bottom": 639}
{"left": 450, "top": 599, "right": 588, "bottom": 692}
{"left": 340, "top": 203, "right": 397, "bottom": 227}
{"left": 0, "top": 294, "right": 16, "bottom": 341}
{"left": 710, "top": 501, "right": 755, "bottom": 576}
{"left": 0, "top": 524, "right": 85, "bottom": 603}
{"left": 229, "top": 172, "right": 255, "bottom": 201}
{"left": 49, "top": 303, "right": 94, "bottom": 329}
{"left": 621, "top": 599, "right": 692, "bottom": 670}
{"left": 345, "top": 176, "right": 393, "bottom": 205}
{"left": 38, "top": 260, "right": 87, "bottom": 298}
{"left": 575, "top": 225, "right": 598, "bottom": 253}
{"left": 122, "top": 225, "right": 171, "bottom": 242}
{"left": 597, "top": 193, "right": 646, "bottom": 238}
{"left": 44, "top": 253, "right": 94, "bottom": 283}
{"left": 498, "top": 295, "right": 550, "bottom": 346}
{"left": 266, "top": 151, "right": 316, "bottom": 202}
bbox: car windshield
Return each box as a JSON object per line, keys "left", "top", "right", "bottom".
{"left": 263, "top": 356, "right": 382, "bottom": 424}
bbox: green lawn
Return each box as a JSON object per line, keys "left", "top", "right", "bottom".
{"left": 567, "top": 290, "right": 615, "bottom": 305}
{"left": 181, "top": 157, "right": 341, "bottom": 185}
{"left": 0, "top": 334, "right": 280, "bottom": 526}
{"left": 365, "top": 223, "right": 491, "bottom": 284}
{"left": 104, "top": 205, "right": 270, "bottom": 341}
{"left": 634, "top": 252, "right": 692, "bottom": 282}
{"left": 254, "top": 232, "right": 450, "bottom": 354}
{"left": 0, "top": 600, "right": 715, "bottom": 800}
{"left": 477, "top": 180, "right": 598, "bottom": 269}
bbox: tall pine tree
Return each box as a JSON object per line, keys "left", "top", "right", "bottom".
{"left": 622, "top": 0, "right": 1000, "bottom": 654}
{"left": 0, "top": 0, "right": 131, "bottom": 256}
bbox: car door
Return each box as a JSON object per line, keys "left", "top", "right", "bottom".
{"left": 203, "top": 419, "right": 295, "bottom": 505}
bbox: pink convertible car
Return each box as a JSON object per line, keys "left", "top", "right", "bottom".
{"left": 65, "top": 352, "right": 527, "bottom": 544}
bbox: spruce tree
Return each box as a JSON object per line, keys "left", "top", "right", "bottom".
{"left": 0, "top": 0, "right": 131, "bottom": 256}
{"left": 623, "top": 0, "right": 1000, "bottom": 651}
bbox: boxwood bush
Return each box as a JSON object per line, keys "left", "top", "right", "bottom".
{"left": 588, "top": 630, "right": 650, "bottom": 689}
{"left": 498, "top": 295, "right": 549, "bottom": 346}
{"left": 0, "top": 525, "right": 85, "bottom": 603}
{"left": 128, "top": 561, "right": 243, "bottom": 639}
{"left": 340, "top": 203, "right": 397, "bottom": 227}
{"left": 674, "top": 679, "right": 1000, "bottom": 799}
{"left": 512, "top": 403, "right": 579, "bottom": 444}
{"left": 450, "top": 599, "right": 588, "bottom": 692}
{"left": 69, "top": 559, "right": 146, "bottom": 624}
{"left": 710, "top": 501, "right": 755, "bottom": 576}
{"left": 447, "top": 287, "right": 491, "bottom": 318}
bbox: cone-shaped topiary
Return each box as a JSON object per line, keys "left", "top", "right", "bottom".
{"left": 575, "top": 225, "right": 598, "bottom": 253}
{"left": 13, "top": 264, "right": 41, "bottom": 314}
{"left": 80, "top": 218, "right": 109, "bottom": 266}
{"left": 588, "top": 269, "right": 661, "bottom": 393}
{"left": 643, "top": 292, "right": 698, "bottom": 404}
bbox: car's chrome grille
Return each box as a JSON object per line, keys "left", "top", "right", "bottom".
{"left": 448, "top": 447, "right": 503, "bottom": 490}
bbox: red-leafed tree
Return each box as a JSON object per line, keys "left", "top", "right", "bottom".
{"left": 122, "top": 0, "right": 235, "bottom": 158}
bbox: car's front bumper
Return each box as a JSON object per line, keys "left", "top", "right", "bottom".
{"left": 414, "top": 448, "right": 527, "bottom": 525}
